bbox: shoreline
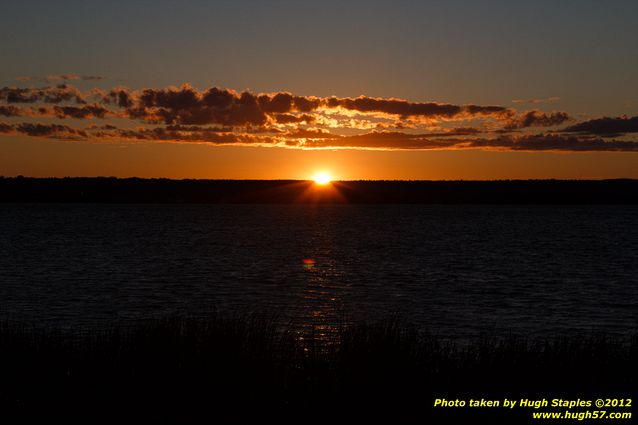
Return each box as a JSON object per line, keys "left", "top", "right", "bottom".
{"left": 2, "top": 177, "right": 637, "bottom": 204}
{"left": 1, "top": 314, "right": 635, "bottom": 417}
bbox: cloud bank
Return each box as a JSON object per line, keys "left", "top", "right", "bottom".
{"left": 562, "top": 116, "right": 638, "bottom": 137}
{"left": 1, "top": 81, "right": 637, "bottom": 152}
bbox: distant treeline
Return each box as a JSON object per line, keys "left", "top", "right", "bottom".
{"left": 1, "top": 176, "right": 637, "bottom": 204}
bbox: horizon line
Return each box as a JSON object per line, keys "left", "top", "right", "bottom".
{"left": 2, "top": 176, "right": 637, "bottom": 182}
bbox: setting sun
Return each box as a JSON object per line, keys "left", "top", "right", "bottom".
{"left": 313, "top": 172, "right": 332, "bottom": 185}
{"left": 2, "top": 2, "right": 637, "bottom": 418}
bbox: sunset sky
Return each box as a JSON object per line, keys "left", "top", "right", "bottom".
{"left": 1, "top": 0, "right": 637, "bottom": 180}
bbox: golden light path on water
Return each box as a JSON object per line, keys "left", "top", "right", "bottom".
{"left": 296, "top": 205, "right": 348, "bottom": 354}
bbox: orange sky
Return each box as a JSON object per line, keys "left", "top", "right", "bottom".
{"left": 2, "top": 136, "right": 637, "bottom": 180}
{"left": 1, "top": 2, "right": 637, "bottom": 179}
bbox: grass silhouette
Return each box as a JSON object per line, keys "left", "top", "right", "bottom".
{"left": 0, "top": 314, "right": 635, "bottom": 419}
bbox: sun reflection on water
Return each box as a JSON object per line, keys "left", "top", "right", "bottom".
{"left": 294, "top": 212, "right": 349, "bottom": 354}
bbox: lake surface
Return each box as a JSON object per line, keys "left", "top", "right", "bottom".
{"left": 1, "top": 204, "right": 637, "bottom": 338}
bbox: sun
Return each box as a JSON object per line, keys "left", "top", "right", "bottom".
{"left": 313, "top": 171, "right": 332, "bottom": 185}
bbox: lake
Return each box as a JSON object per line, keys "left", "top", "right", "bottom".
{"left": 1, "top": 204, "right": 637, "bottom": 339}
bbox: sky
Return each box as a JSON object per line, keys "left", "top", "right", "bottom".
{"left": 1, "top": 0, "right": 637, "bottom": 180}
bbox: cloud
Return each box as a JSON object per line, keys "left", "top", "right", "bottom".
{"left": 327, "top": 96, "right": 461, "bottom": 118}
{"left": 423, "top": 127, "right": 482, "bottom": 137}
{"left": 106, "top": 88, "right": 134, "bottom": 108}
{"left": 512, "top": 97, "right": 560, "bottom": 104}
{"left": 103, "top": 86, "right": 508, "bottom": 126}
{"left": 562, "top": 116, "right": 638, "bottom": 137}
{"left": 92, "top": 85, "right": 517, "bottom": 126}
{"left": 0, "top": 85, "right": 87, "bottom": 104}
{"left": 302, "top": 131, "right": 454, "bottom": 149}
{"left": 0, "top": 104, "right": 109, "bottom": 119}
{"left": 300, "top": 132, "right": 638, "bottom": 151}
{"left": 283, "top": 128, "right": 338, "bottom": 139}
{"left": 464, "top": 134, "right": 638, "bottom": 152}
{"left": 2, "top": 119, "right": 636, "bottom": 152}
{"left": 51, "top": 104, "right": 110, "bottom": 119}
{"left": 90, "top": 125, "right": 273, "bottom": 146}
{"left": 504, "top": 110, "right": 571, "bottom": 130}
{"left": 48, "top": 74, "right": 104, "bottom": 82}
{"left": 163, "top": 124, "right": 230, "bottom": 132}
{"left": 0, "top": 105, "right": 22, "bottom": 117}
{"left": 326, "top": 96, "right": 512, "bottom": 120}
{"left": 132, "top": 86, "right": 268, "bottom": 126}
{"left": 16, "top": 74, "right": 104, "bottom": 82}
{"left": 1, "top": 82, "right": 636, "bottom": 152}
{"left": 0, "top": 122, "right": 88, "bottom": 140}
{"left": 273, "top": 113, "right": 314, "bottom": 124}
{"left": 257, "top": 92, "right": 293, "bottom": 113}
{"left": 0, "top": 83, "right": 546, "bottom": 130}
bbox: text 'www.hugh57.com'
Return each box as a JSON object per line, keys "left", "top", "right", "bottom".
{"left": 433, "top": 397, "right": 632, "bottom": 421}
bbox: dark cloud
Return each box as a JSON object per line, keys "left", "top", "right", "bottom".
{"left": 1, "top": 83, "right": 567, "bottom": 130}
{"left": 14, "top": 123, "right": 88, "bottom": 139}
{"left": 302, "top": 132, "right": 638, "bottom": 151}
{"left": 202, "top": 87, "right": 234, "bottom": 108}
{"left": 106, "top": 88, "right": 134, "bottom": 108}
{"left": 326, "top": 97, "right": 511, "bottom": 120}
{"left": 97, "top": 126, "right": 272, "bottom": 146}
{"left": 130, "top": 86, "right": 268, "bottom": 126}
{"left": 1, "top": 82, "right": 636, "bottom": 152}
{"left": 512, "top": 97, "right": 560, "bottom": 104}
{"left": 0, "top": 104, "right": 108, "bottom": 119}
{"left": 0, "top": 105, "right": 22, "bottom": 117}
{"left": 293, "top": 95, "right": 321, "bottom": 112}
{"left": 52, "top": 74, "right": 104, "bottom": 82}
{"left": 16, "top": 74, "right": 105, "bottom": 82}
{"left": 425, "top": 127, "right": 482, "bottom": 137}
{"left": 123, "top": 87, "right": 320, "bottom": 127}
{"left": 283, "top": 128, "right": 338, "bottom": 139}
{"left": 258, "top": 93, "right": 293, "bottom": 113}
{"left": 273, "top": 113, "right": 314, "bottom": 124}
{"left": 52, "top": 104, "right": 109, "bottom": 119}
{"left": 505, "top": 110, "right": 571, "bottom": 130}
{"left": 86, "top": 124, "right": 118, "bottom": 131}
{"left": 111, "top": 88, "right": 514, "bottom": 125}
{"left": 164, "top": 124, "right": 230, "bottom": 132}
{"left": 0, "top": 87, "right": 38, "bottom": 103}
{"left": 330, "top": 96, "right": 463, "bottom": 118}
{"left": 463, "top": 104, "right": 512, "bottom": 117}
{"left": 139, "top": 86, "right": 200, "bottom": 109}
{"left": 465, "top": 134, "right": 638, "bottom": 152}
{"left": 133, "top": 86, "right": 319, "bottom": 126}
{"left": 302, "top": 131, "right": 451, "bottom": 149}
{"left": 562, "top": 116, "right": 638, "bottom": 137}
{"left": 3, "top": 119, "right": 636, "bottom": 152}
{"left": 0, "top": 85, "right": 86, "bottom": 104}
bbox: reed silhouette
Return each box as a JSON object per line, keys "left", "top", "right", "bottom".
{"left": 0, "top": 314, "right": 635, "bottom": 420}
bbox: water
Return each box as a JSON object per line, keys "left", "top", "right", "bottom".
{"left": 1, "top": 204, "right": 637, "bottom": 338}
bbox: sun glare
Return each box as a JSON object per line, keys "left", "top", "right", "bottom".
{"left": 313, "top": 172, "right": 332, "bottom": 185}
